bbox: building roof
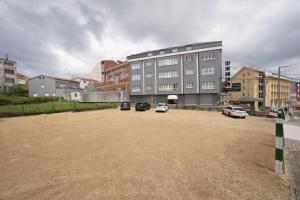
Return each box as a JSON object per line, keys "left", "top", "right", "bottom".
{"left": 29, "top": 75, "right": 79, "bottom": 83}
{"left": 16, "top": 72, "right": 29, "bottom": 80}
{"left": 0, "top": 57, "right": 17, "bottom": 63}
{"left": 73, "top": 77, "right": 98, "bottom": 82}
{"left": 232, "top": 66, "right": 294, "bottom": 81}
{"left": 127, "top": 41, "right": 222, "bottom": 60}
{"left": 104, "top": 61, "right": 128, "bottom": 72}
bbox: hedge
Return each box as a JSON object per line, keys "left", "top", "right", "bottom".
{"left": 0, "top": 96, "right": 63, "bottom": 105}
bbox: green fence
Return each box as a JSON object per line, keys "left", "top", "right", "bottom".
{"left": 0, "top": 102, "right": 118, "bottom": 117}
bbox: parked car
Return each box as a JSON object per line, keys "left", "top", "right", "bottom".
{"left": 259, "top": 106, "right": 279, "bottom": 113}
{"left": 222, "top": 105, "right": 248, "bottom": 118}
{"left": 144, "top": 102, "right": 151, "bottom": 110}
{"left": 120, "top": 102, "right": 131, "bottom": 110}
{"left": 135, "top": 102, "right": 147, "bottom": 111}
{"left": 156, "top": 103, "right": 169, "bottom": 112}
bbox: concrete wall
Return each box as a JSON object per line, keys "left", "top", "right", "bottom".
{"left": 82, "top": 91, "right": 129, "bottom": 102}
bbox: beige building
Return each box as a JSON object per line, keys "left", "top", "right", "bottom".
{"left": 229, "top": 66, "right": 293, "bottom": 110}
{"left": 0, "top": 56, "right": 17, "bottom": 90}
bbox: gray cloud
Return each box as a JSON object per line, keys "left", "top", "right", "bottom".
{"left": 0, "top": 0, "right": 299, "bottom": 79}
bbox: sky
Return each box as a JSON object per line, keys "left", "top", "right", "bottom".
{"left": 0, "top": 0, "right": 300, "bottom": 79}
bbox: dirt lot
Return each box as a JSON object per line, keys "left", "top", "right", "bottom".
{"left": 0, "top": 109, "right": 290, "bottom": 199}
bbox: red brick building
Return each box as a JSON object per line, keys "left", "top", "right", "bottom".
{"left": 296, "top": 82, "right": 300, "bottom": 101}
{"left": 94, "top": 61, "right": 129, "bottom": 92}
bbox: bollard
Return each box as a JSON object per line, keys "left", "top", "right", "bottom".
{"left": 275, "top": 111, "right": 284, "bottom": 174}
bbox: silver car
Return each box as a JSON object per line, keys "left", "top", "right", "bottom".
{"left": 222, "top": 106, "right": 248, "bottom": 118}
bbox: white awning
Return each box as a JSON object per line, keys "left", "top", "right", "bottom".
{"left": 167, "top": 95, "right": 178, "bottom": 100}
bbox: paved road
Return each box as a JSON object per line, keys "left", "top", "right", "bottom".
{"left": 287, "top": 111, "right": 300, "bottom": 127}
{"left": 284, "top": 111, "right": 300, "bottom": 200}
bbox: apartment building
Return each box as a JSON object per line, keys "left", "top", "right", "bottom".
{"left": 229, "top": 66, "right": 293, "bottom": 109}
{"left": 16, "top": 72, "right": 29, "bottom": 87}
{"left": 29, "top": 75, "right": 82, "bottom": 99}
{"left": 104, "top": 61, "right": 129, "bottom": 83}
{"left": 0, "top": 57, "right": 17, "bottom": 90}
{"left": 127, "top": 41, "right": 223, "bottom": 105}
{"left": 91, "top": 60, "right": 123, "bottom": 82}
{"left": 296, "top": 82, "right": 300, "bottom": 102}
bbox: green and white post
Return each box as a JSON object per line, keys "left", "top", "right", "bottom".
{"left": 275, "top": 111, "right": 284, "bottom": 174}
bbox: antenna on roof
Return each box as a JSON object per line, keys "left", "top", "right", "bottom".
{"left": 5, "top": 53, "right": 8, "bottom": 60}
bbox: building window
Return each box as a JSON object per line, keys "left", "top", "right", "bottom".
{"left": 145, "top": 74, "right": 152, "bottom": 79}
{"left": 132, "top": 75, "right": 141, "bottom": 81}
{"left": 148, "top": 53, "right": 153, "bottom": 56}
{"left": 41, "top": 84, "right": 45, "bottom": 88}
{"left": 159, "top": 50, "right": 165, "bottom": 55}
{"left": 4, "top": 69, "right": 14, "bottom": 74}
{"left": 4, "top": 61, "right": 14, "bottom": 66}
{"left": 131, "top": 63, "right": 141, "bottom": 70}
{"left": 201, "top": 67, "right": 215, "bottom": 75}
{"left": 172, "top": 48, "right": 178, "bottom": 53}
{"left": 4, "top": 78, "right": 15, "bottom": 84}
{"left": 185, "top": 70, "right": 194, "bottom": 75}
{"left": 53, "top": 93, "right": 56, "bottom": 96}
{"left": 145, "top": 61, "right": 152, "bottom": 67}
{"left": 186, "top": 82, "right": 194, "bottom": 89}
{"left": 184, "top": 55, "right": 193, "bottom": 62}
{"left": 131, "top": 85, "right": 141, "bottom": 92}
{"left": 202, "top": 52, "right": 215, "bottom": 61}
{"left": 145, "top": 85, "right": 152, "bottom": 91}
{"left": 158, "top": 57, "right": 178, "bottom": 66}
{"left": 158, "top": 71, "right": 178, "bottom": 79}
{"left": 201, "top": 81, "right": 215, "bottom": 89}
{"left": 259, "top": 93, "right": 263, "bottom": 98}
{"left": 186, "top": 46, "right": 192, "bottom": 51}
{"left": 33, "top": 93, "right": 38, "bottom": 97}
{"left": 74, "top": 93, "right": 78, "bottom": 97}
{"left": 45, "top": 93, "right": 49, "bottom": 96}
{"left": 158, "top": 83, "right": 178, "bottom": 91}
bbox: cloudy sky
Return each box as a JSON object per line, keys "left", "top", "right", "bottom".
{"left": 0, "top": 0, "right": 299, "bottom": 79}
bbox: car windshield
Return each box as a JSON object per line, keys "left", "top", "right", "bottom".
{"left": 121, "top": 102, "right": 129, "bottom": 106}
{"left": 157, "top": 103, "right": 165, "bottom": 106}
{"left": 136, "top": 103, "right": 144, "bottom": 106}
{"left": 233, "top": 107, "right": 245, "bottom": 111}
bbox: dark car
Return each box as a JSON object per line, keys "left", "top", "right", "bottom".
{"left": 144, "top": 102, "right": 151, "bottom": 110}
{"left": 135, "top": 102, "right": 147, "bottom": 111}
{"left": 120, "top": 102, "right": 131, "bottom": 110}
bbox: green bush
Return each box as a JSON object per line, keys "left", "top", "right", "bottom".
{"left": 0, "top": 86, "right": 28, "bottom": 97}
{"left": 0, "top": 96, "right": 63, "bottom": 105}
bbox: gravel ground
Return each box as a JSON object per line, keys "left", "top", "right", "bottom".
{"left": 0, "top": 109, "right": 290, "bottom": 199}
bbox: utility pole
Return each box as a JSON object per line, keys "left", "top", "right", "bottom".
{"left": 262, "top": 72, "right": 266, "bottom": 117}
{"left": 278, "top": 67, "right": 281, "bottom": 109}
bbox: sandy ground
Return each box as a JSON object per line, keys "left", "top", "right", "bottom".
{"left": 0, "top": 109, "right": 290, "bottom": 200}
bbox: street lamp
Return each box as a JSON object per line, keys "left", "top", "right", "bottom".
{"left": 278, "top": 64, "right": 294, "bottom": 109}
